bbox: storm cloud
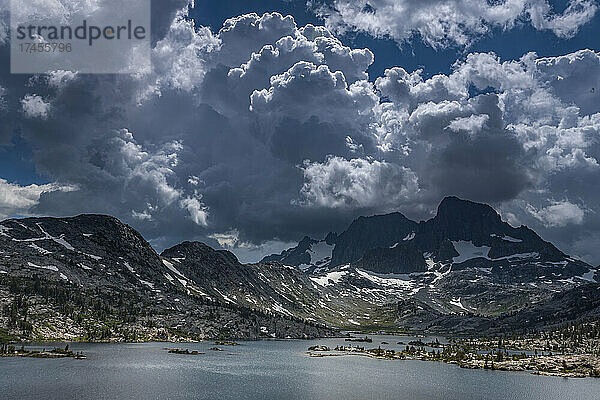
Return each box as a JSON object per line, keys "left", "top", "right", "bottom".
{"left": 1, "top": 2, "right": 600, "bottom": 264}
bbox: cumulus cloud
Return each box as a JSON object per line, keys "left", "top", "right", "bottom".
{"left": 0, "top": 178, "right": 76, "bottom": 219}
{"left": 1, "top": 4, "right": 600, "bottom": 263}
{"left": 208, "top": 229, "right": 252, "bottom": 248}
{"left": 447, "top": 114, "right": 489, "bottom": 135}
{"left": 527, "top": 200, "right": 586, "bottom": 227}
{"left": 46, "top": 70, "right": 78, "bottom": 90}
{"left": 298, "top": 156, "right": 419, "bottom": 208}
{"left": 315, "top": 0, "right": 598, "bottom": 48}
{"left": 21, "top": 94, "right": 50, "bottom": 119}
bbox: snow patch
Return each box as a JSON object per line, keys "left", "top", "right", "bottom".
{"left": 0, "top": 225, "right": 10, "bottom": 236}
{"left": 490, "top": 234, "right": 523, "bottom": 243}
{"left": 28, "top": 243, "right": 52, "bottom": 255}
{"left": 449, "top": 297, "right": 469, "bottom": 312}
{"left": 310, "top": 270, "right": 348, "bottom": 286}
{"left": 356, "top": 269, "right": 414, "bottom": 289}
{"left": 494, "top": 252, "right": 539, "bottom": 261}
{"left": 27, "top": 262, "right": 58, "bottom": 272}
{"left": 577, "top": 269, "right": 597, "bottom": 282}
{"left": 452, "top": 241, "right": 491, "bottom": 263}
{"left": 213, "top": 287, "right": 235, "bottom": 304}
{"left": 162, "top": 259, "right": 191, "bottom": 287}
{"left": 402, "top": 232, "right": 415, "bottom": 241}
{"left": 13, "top": 223, "right": 76, "bottom": 251}
{"left": 139, "top": 279, "right": 155, "bottom": 289}
{"left": 124, "top": 262, "right": 135, "bottom": 273}
{"left": 271, "top": 302, "right": 293, "bottom": 316}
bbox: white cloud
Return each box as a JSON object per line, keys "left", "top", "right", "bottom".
{"left": 316, "top": 0, "right": 598, "bottom": 49}
{"left": 46, "top": 70, "right": 78, "bottom": 90}
{"left": 147, "top": 9, "right": 220, "bottom": 97}
{"left": 0, "top": 178, "right": 77, "bottom": 220}
{"left": 298, "top": 156, "right": 419, "bottom": 208}
{"left": 527, "top": 200, "right": 585, "bottom": 227}
{"left": 447, "top": 114, "right": 489, "bottom": 135}
{"left": 208, "top": 229, "right": 252, "bottom": 248}
{"left": 131, "top": 209, "right": 153, "bottom": 221}
{"left": 180, "top": 196, "right": 209, "bottom": 226}
{"left": 529, "top": 0, "right": 598, "bottom": 38}
{"left": 21, "top": 94, "right": 50, "bottom": 119}
{"left": 250, "top": 61, "right": 378, "bottom": 125}
{"left": 2, "top": 7, "right": 600, "bottom": 262}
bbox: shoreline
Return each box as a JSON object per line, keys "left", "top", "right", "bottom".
{"left": 307, "top": 348, "right": 600, "bottom": 378}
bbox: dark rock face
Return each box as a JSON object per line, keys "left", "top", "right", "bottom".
{"left": 421, "top": 196, "right": 565, "bottom": 262}
{"left": 260, "top": 233, "right": 338, "bottom": 274}
{"left": 260, "top": 236, "right": 315, "bottom": 266}
{"left": 351, "top": 242, "right": 426, "bottom": 274}
{"left": 429, "top": 196, "right": 505, "bottom": 244}
{"left": 330, "top": 212, "right": 417, "bottom": 268}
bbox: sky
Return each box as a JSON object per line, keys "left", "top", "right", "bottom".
{"left": 0, "top": 0, "right": 600, "bottom": 264}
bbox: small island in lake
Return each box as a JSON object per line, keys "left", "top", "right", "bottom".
{"left": 1, "top": 343, "right": 86, "bottom": 359}
{"left": 345, "top": 336, "right": 372, "bottom": 343}
{"left": 167, "top": 348, "right": 202, "bottom": 355}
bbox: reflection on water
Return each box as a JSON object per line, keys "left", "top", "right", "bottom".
{"left": 2, "top": 335, "right": 599, "bottom": 400}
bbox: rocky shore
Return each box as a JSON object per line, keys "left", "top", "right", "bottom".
{"left": 1, "top": 344, "right": 86, "bottom": 359}
{"left": 307, "top": 344, "right": 600, "bottom": 378}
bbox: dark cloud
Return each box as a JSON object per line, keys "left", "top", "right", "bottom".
{"left": 1, "top": 4, "right": 600, "bottom": 264}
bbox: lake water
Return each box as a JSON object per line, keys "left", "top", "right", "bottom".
{"left": 2, "top": 335, "right": 599, "bottom": 400}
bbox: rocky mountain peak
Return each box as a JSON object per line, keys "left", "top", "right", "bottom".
{"left": 432, "top": 196, "right": 503, "bottom": 240}
{"left": 161, "top": 241, "right": 240, "bottom": 265}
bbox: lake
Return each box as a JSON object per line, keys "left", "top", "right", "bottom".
{"left": 2, "top": 335, "right": 599, "bottom": 400}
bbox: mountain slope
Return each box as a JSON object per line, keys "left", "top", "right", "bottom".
{"left": 0, "top": 215, "right": 335, "bottom": 341}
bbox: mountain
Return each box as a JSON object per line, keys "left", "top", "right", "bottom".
{"left": 0, "top": 215, "right": 335, "bottom": 341}
{"left": 1, "top": 196, "right": 598, "bottom": 340}
{"left": 260, "top": 196, "right": 598, "bottom": 330}
{"left": 267, "top": 196, "right": 587, "bottom": 277}
{"left": 260, "top": 232, "right": 337, "bottom": 273}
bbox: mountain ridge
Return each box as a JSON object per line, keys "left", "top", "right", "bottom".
{"left": 0, "top": 196, "right": 598, "bottom": 341}
{"left": 265, "top": 196, "right": 574, "bottom": 274}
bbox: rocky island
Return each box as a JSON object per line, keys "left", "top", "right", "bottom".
{"left": 1, "top": 343, "right": 86, "bottom": 359}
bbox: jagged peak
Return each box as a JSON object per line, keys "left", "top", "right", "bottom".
{"left": 348, "top": 211, "right": 413, "bottom": 228}
{"left": 436, "top": 196, "right": 500, "bottom": 221}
